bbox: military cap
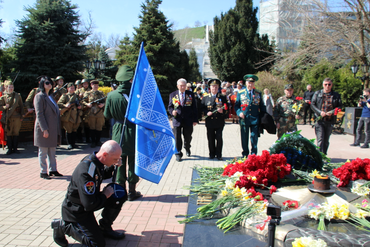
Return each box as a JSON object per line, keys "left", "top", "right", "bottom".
{"left": 209, "top": 79, "right": 221, "bottom": 87}
{"left": 116, "top": 65, "right": 134, "bottom": 82}
{"left": 90, "top": 80, "right": 99, "bottom": 85}
{"left": 284, "top": 84, "right": 294, "bottom": 90}
{"left": 4, "top": 80, "right": 13, "bottom": 86}
{"left": 243, "top": 74, "right": 259, "bottom": 82}
{"left": 56, "top": 76, "right": 64, "bottom": 81}
{"left": 67, "top": 82, "right": 74, "bottom": 88}
{"left": 82, "top": 79, "right": 89, "bottom": 83}
{"left": 75, "top": 80, "right": 81, "bottom": 85}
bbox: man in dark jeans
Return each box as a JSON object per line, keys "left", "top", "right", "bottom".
{"left": 303, "top": 84, "right": 315, "bottom": 125}
{"left": 311, "top": 78, "right": 343, "bottom": 155}
{"left": 350, "top": 88, "right": 370, "bottom": 148}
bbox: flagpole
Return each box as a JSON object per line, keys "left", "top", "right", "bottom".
{"left": 113, "top": 42, "right": 145, "bottom": 183}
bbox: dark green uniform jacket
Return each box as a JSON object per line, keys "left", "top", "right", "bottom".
{"left": 104, "top": 82, "right": 135, "bottom": 156}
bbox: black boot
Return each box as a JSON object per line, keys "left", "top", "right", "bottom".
{"left": 51, "top": 219, "right": 68, "bottom": 247}
{"left": 66, "top": 132, "right": 73, "bottom": 150}
{"left": 95, "top": 130, "right": 102, "bottom": 146}
{"left": 128, "top": 183, "right": 142, "bottom": 201}
{"left": 6, "top": 136, "right": 13, "bottom": 155}
{"left": 12, "top": 136, "right": 20, "bottom": 153}
{"left": 90, "top": 130, "right": 96, "bottom": 148}
{"left": 99, "top": 208, "right": 126, "bottom": 240}
{"left": 71, "top": 132, "right": 79, "bottom": 149}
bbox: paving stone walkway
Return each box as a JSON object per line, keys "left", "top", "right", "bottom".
{"left": 0, "top": 122, "right": 368, "bottom": 246}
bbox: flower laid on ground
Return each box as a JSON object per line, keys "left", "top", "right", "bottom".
{"left": 255, "top": 216, "right": 271, "bottom": 231}
{"left": 351, "top": 183, "right": 370, "bottom": 196}
{"left": 315, "top": 107, "right": 341, "bottom": 123}
{"left": 308, "top": 202, "right": 349, "bottom": 231}
{"left": 282, "top": 200, "right": 299, "bottom": 210}
{"left": 292, "top": 237, "right": 327, "bottom": 247}
{"left": 332, "top": 158, "right": 370, "bottom": 187}
{"left": 347, "top": 199, "right": 370, "bottom": 232}
{"left": 223, "top": 150, "right": 291, "bottom": 190}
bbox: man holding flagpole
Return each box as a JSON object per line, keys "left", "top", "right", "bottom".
{"left": 104, "top": 65, "right": 142, "bottom": 201}
{"left": 124, "top": 42, "right": 176, "bottom": 184}
{"left": 168, "top": 78, "right": 198, "bottom": 162}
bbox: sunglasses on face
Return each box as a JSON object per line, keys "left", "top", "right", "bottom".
{"left": 45, "top": 81, "right": 51, "bottom": 85}
{"left": 324, "top": 83, "right": 332, "bottom": 86}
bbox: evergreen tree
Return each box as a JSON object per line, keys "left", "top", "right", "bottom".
{"left": 188, "top": 48, "right": 202, "bottom": 82}
{"left": 115, "top": 0, "right": 186, "bottom": 98}
{"left": 14, "top": 0, "right": 87, "bottom": 97}
{"left": 208, "top": 0, "right": 273, "bottom": 81}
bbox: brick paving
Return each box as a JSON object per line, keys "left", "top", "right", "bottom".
{"left": 0, "top": 122, "right": 368, "bottom": 246}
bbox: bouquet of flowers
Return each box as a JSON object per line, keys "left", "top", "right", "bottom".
{"left": 332, "top": 158, "right": 370, "bottom": 187}
{"left": 292, "top": 237, "right": 327, "bottom": 247}
{"left": 315, "top": 107, "right": 341, "bottom": 122}
{"left": 201, "top": 103, "right": 228, "bottom": 121}
{"left": 292, "top": 96, "right": 304, "bottom": 124}
{"left": 172, "top": 96, "right": 180, "bottom": 109}
{"left": 347, "top": 199, "right": 370, "bottom": 232}
{"left": 241, "top": 103, "right": 248, "bottom": 111}
{"left": 308, "top": 202, "right": 349, "bottom": 230}
{"left": 282, "top": 200, "right": 299, "bottom": 210}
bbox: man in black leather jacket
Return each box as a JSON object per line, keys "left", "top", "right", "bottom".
{"left": 311, "top": 78, "right": 343, "bottom": 154}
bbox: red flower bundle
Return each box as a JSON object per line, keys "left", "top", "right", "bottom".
{"left": 332, "top": 158, "right": 370, "bottom": 187}
{"left": 241, "top": 103, "right": 248, "bottom": 111}
{"left": 283, "top": 200, "right": 299, "bottom": 209}
{"left": 295, "top": 96, "right": 303, "bottom": 101}
{"left": 223, "top": 150, "right": 291, "bottom": 190}
{"left": 334, "top": 108, "right": 341, "bottom": 116}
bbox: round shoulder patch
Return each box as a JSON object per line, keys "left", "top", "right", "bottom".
{"left": 84, "top": 181, "right": 96, "bottom": 195}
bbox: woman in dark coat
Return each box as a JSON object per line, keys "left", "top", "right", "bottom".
{"left": 34, "top": 76, "right": 62, "bottom": 179}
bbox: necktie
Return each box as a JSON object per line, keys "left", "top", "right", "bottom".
{"left": 180, "top": 93, "right": 184, "bottom": 106}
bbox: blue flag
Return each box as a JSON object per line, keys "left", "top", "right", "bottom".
{"left": 125, "top": 42, "right": 176, "bottom": 184}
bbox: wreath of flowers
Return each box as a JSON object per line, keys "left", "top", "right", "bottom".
{"left": 269, "top": 131, "right": 327, "bottom": 171}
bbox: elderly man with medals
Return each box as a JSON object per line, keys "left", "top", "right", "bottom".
{"left": 234, "top": 74, "right": 266, "bottom": 157}
{"left": 201, "top": 79, "right": 228, "bottom": 160}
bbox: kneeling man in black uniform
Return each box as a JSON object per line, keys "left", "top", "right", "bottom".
{"left": 51, "top": 140, "right": 127, "bottom": 247}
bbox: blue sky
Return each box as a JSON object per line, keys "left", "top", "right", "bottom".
{"left": 0, "top": 0, "right": 260, "bottom": 43}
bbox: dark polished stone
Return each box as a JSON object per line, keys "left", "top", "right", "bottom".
{"left": 183, "top": 170, "right": 269, "bottom": 247}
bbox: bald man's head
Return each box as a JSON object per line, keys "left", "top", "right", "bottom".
{"left": 96, "top": 140, "right": 122, "bottom": 166}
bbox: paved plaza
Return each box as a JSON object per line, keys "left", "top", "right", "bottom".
{"left": 0, "top": 122, "right": 368, "bottom": 247}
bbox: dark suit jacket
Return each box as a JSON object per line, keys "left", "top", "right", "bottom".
{"left": 168, "top": 90, "right": 198, "bottom": 127}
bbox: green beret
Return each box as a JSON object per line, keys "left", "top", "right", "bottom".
{"left": 67, "top": 82, "right": 74, "bottom": 88}
{"left": 284, "top": 84, "right": 294, "bottom": 90}
{"left": 116, "top": 65, "right": 134, "bottom": 82}
{"left": 243, "top": 74, "right": 259, "bottom": 82}
{"left": 56, "top": 76, "right": 64, "bottom": 81}
{"left": 209, "top": 79, "right": 221, "bottom": 86}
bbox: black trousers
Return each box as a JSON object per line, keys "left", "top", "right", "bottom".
{"left": 65, "top": 215, "right": 105, "bottom": 247}
{"left": 206, "top": 126, "right": 224, "bottom": 158}
{"left": 173, "top": 124, "right": 193, "bottom": 156}
{"left": 315, "top": 120, "right": 333, "bottom": 155}
{"left": 303, "top": 103, "right": 313, "bottom": 123}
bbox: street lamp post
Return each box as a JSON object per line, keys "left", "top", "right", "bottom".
{"left": 85, "top": 59, "right": 106, "bottom": 79}
{"left": 351, "top": 62, "right": 368, "bottom": 90}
